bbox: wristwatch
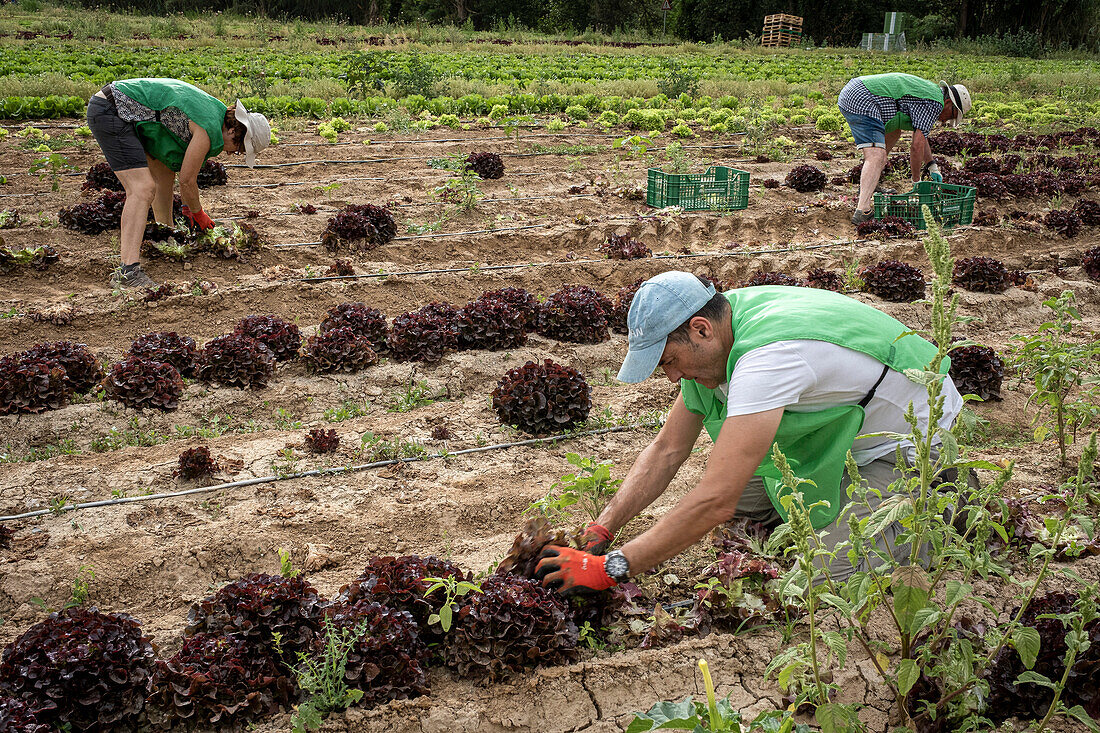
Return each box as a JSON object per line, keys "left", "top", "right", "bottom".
{"left": 603, "top": 550, "right": 630, "bottom": 582}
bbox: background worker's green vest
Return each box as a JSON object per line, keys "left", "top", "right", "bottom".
{"left": 680, "top": 286, "right": 947, "bottom": 528}
{"left": 859, "top": 73, "right": 943, "bottom": 134}
{"left": 113, "top": 78, "right": 226, "bottom": 172}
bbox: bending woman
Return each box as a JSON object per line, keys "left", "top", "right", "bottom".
{"left": 86, "top": 78, "right": 271, "bottom": 288}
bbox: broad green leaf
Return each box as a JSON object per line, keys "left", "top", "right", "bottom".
{"left": 892, "top": 566, "right": 931, "bottom": 636}
{"left": 865, "top": 496, "right": 914, "bottom": 538}
{"left": 625, "top": 698, "right": 702, "bottom": 732}
{"left": 956, "top": 459, "right": 1003, "bottom": 470}
{"left": 944, "top": 580, "right": 972, "bottom": 608}
{"left": 911, "top": 607, "right": 941, "bottom": 636}
{"left": 819, "top": 593, "right": 853, "bottom": 617}
{"left": 438, "top": 604, "right": 453, "bottom": 632}
{"left": 820, "top": 630, "right": 849, "bottom": 668}
{"left": 939, "top": 430, "right": 959, "bottom": 465}
{"left": 814, "top": 702, "right": 862, "bottom": 733}
{"left": 1065, "top": 705, "right": 1100, "bottom": 733}
{"left": 897, "top": 658, "right": 920, "bottom": 696}
{"left": 1013, "top": 626, "right": 1041, "bottom": 669}
{"left": 1014, "top": 670, "right": 1056, "bottom": 689}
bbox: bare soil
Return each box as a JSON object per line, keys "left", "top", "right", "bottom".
{"left": 1, "top": 122, "right": 1098, "bottom": 732}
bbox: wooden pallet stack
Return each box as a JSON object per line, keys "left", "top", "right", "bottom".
{"left": 761, "top": 13, "right": 803, "bottom": 48}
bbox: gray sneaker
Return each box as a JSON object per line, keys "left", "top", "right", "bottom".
{"left": 851, "top": 208, "right": 874, "bottom": 225}
{"left": 110, "top": 265, "right": 157, "bottom": 290}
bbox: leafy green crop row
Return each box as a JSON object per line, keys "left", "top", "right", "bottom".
{"left": 3, "top": 89, "right": 1098, "bottom": 130}
{"left": 2, "top": 44, "right": 1098, "bottom": 93}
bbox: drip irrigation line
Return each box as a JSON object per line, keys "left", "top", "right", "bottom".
{"left": 274, "top": 221, "right": 555, "bottom": 248}
{"left": 0, "top": 423, "right": 652, "bottom": 523}
{"left": 237, "top": 175, "right": 385, "bottom": 189}
{"left": 277, "top": 215, "right": 644, "bottom": 248}
{"left": 281, "top": 131, "right": 629, "bottom": 147}
{"left": 228, "top": 156, "right": 428, "bottom": 169}
{"left": 294, "top": 230, "right": 976, "bottom": 283}
{"left": 224, "top": 193, "right": 600, "bottom": 220}
{"left": 227, "top": 141, "right": 758, "bottom": 170}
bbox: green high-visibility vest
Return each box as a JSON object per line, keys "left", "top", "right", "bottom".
{"left": 680, "top": 286, "right": 947, "bottom": 528}
{"left": 859, "top": 73, "right": 943, "bottom": 134}
{"left": 113, "top": 78, "right": 226, "bottom": 172}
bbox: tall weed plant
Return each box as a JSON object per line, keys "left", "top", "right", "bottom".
{"left": 766, "top": 208, "right": 1099, "bottom": 732}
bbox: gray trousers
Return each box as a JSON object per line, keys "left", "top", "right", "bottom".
{"left": 736, "top": 457, "right": 951, "bottom": 582}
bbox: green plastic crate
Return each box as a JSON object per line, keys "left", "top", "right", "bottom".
{"left": 872, "top": 181, "right": 976, "bottom": 229}
{"left": 646, "top": 166, "right": 750, "bottom": 211}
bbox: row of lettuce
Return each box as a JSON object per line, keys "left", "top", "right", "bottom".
{"left": 2, "top": 91, "right": 1096, "bottom": 130}
{"left": 3, "top": 46, "right": 1098, "bottom": 90}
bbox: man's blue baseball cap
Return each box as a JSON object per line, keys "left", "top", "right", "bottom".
{"left": 617, "top": 271, "right": 717, "bottom": 383}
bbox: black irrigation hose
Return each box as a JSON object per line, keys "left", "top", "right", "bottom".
{"left": 224, "top": 193, "right": 600, "bottom": 219}
{"left": 280, "top": 131, "right": 632, "bottom": 146}
{"left": 0, "top": 423, "right": 654, "bottom": 522}
{"left": 294, "top": 232, "right": 976, "bottom": 283}
{"left": 229, "top": 156, "right": 427, "bottom": 169}
{"left": 273, "top": 221, "right": 570, "bottom": 248}
{"left": 236, "top": 175, "right": 385, "bottom": 189}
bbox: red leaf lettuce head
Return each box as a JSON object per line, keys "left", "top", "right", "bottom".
{"left": 492, "top": 359, "right": 592, "bottom": 435}
{"left": 953, "top": 257, "right": 1010, "bottom": 293}
{"left": 0, "top": 354, "right": 68, "bottom": 415}
{"left": 337, "top": 555, "right": 468, "bottom": 645}
{"left": 128, "top": 332, "right": 199, "bottom": 378}
{"left": 197, "top": 334, "right": 276, "bottom": 389}
{"left": 0, "top": 608, "right": 156, "bottom": 731}
{"left": 387, "top": 305, "right": 458, "bottom": 363}
{"left": 536, "top": 285, "right": 611, "bottom": 344}
{"left": 303, "top": 327, "right": 378, "bottom": 373}
{"left": 320, "top": 302, "right": 388, "bottom": 351}
{"left": 234, "top": 315, "right": 302, "bottom": 362}
{"left": 861, "top": 259, "right": 925, "bottom": 302}
{"left": 465, "top": 152, "right": 504, "bottom": 179}
{"left": 321, "top": 204, "right": 397, "bottom": 252}
{"left": 785, "top": 164, "right": 826, "bottom": 192}
{"left": 185, "top": 573, "right": 328, "bottom": 657}
{"left": 320, "top": 600, "right": 430, "bottom": 706}
{"left": 146, "top": 633, "right": 292, "bottom": 729}
{"left": 104, "top": 356, "right": 184, "bottom": 411}
{"left": 456, "top": 298, "right": 527, "bottom": 351}
{"left": 442, "top": 574, "right": 578, "bottom": 680}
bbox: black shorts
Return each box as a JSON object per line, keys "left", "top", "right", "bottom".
{"left": 86, "top": 94, "right": 149, "bottom": 172}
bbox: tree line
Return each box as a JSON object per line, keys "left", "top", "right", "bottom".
{"left": 75, "top": 0, "right": 1100, "bottom": 52}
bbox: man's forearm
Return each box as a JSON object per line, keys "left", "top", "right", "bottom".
{"left": 619, "top": 406, "right": 784, "bottom": 576}
{"left": 911, "top": 135, "right": 933, "bottom": 180}
{"left": 179, "top": 179, "right": 202, "bottom": 213}
{"left": 621, "top": 479, "right": 744, "bottom": 573}
{"left": 596, "top": 440, "right": 686, "bottom": 534}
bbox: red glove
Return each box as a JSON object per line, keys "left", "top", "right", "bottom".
{"left": 182, "top": 205, "right": 215, "bottom": 231}
{"left": 535, "top": 545, "right": 616, "bottom": 596}
{"left": 580, "top": 522, "right": 613, "bottom": 555}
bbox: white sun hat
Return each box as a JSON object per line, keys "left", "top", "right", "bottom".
{"left": 233, "top": 99, "right": 271, "bottom": 167}
{"left": 938, "top": 82, "right": 972, "bottom": 128}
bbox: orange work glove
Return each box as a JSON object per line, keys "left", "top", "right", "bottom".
{"left": 579, "top": 522, "right": 613, "bottom": 555}
{"left": 535, "top": 545, "right": 616, "bottom": 597}
{"left": 181, "top": 205, "right": 215, "bottom": 231}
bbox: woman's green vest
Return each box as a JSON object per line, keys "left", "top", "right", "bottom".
{"left": 113, "top": 78, "right": 226, "bottom": 172}
{"left": 679, "top": 286, "right": 947, "bottom": 528}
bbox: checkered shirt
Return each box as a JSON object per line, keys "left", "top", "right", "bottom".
{"left": 837, "top": 79, "right": 943, "bottom": 134}
{"left": 107, "top": 83, "right": 193, "bottom": 144}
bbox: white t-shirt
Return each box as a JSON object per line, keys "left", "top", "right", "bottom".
{"left": 715, "top": 340, "right": 963, "bottom": 465}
